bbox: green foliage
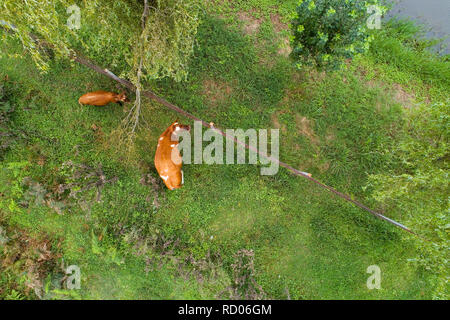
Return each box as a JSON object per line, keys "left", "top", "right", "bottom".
{"left": 367, "top": 101, "right": 449, "bottom": 299}
{"left": 0, "top": 78, "right": 17, "bottom": 158}
{"left": 0, "top": 0, "right": 201, "bottom": 82}
{"left": 290, "top": 0, "right": 385, "bottom": 70}
{"left": 369, "top": 19, "right": 450, "bottom": 87}
{"left": 132, "top": 0, "right": 201, "bottom": 82}
{"left": 1, "top": 1, "right": 76, "bottom": 72}
{"left": 0, "top": 161, "right": 30, "bottom": 214}
{"left": 363, "top": 17, "right": 449, "bottom": 300}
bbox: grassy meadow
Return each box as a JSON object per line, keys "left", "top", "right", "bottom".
{"left": 0, "top": 1, "right": 448, "bottom": 299}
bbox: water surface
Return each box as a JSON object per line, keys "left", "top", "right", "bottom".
{"left": 388, "top": 0, "right": 450, "bottom": 54}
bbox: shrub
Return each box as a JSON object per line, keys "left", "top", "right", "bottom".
{"left": 290, "top": 0, "right": 386, "bottom": 70}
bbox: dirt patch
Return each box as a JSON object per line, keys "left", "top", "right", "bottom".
{"left": 392, "top": 83, "right": 416, "bottom": 109}
{"left": 270, "top": 14, "right": 288, "bottom": 33}
{"left": 280, "top": 73, "right": 308, "bottom": 106}
{"left": 258, "top": 54, "right": 277, "bottom": 68}
{"left": 0, "top": 226, "right": 62, "bottom": 298}
{"left": 357, "top": 66, "right": 425, "bottom": 109}
{"left": 295, "top": 114, "right": 319, "bottom": 146}
{"left": 202, "top": 78, "right": 233, "bottom": 106}
{"left": 91, "top": 123, "right": 104, "bottom": 142}
{"left": 366, "top": 79, "right": 379, "bottom": 89}
{"left": 271, "top": 111, "right": 288, "bottom": 134}
{"left": 140, "top": 173, "right": 164, "bottom": 209}
{"left": 325, "top": 127, "right": 336, "bottom": 143}
{"left": 278, "top": 37, "right": 292, "bottom": 57}
{"left": 309, "top": 69, "right": 327, "bottom": 83}
{"left": 238, "top": 11, "right": 262, "bottom": 35}
{"left": 318, "top": 161, "right": 330, "bottom": 173}
{"left": 269, "top": 14, "right": 292, "bottom": 57}
{"left": 271, "top": 113, "right": 281, "bottom": 129}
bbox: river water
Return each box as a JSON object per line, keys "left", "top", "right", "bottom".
{"left": 387, "top": 0, "right": 450, "bottom": 54}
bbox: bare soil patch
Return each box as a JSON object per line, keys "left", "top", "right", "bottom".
{"left": 271, "top": 111, "right": 288, "bottom": 134}
{"left": 295, "top": 114, "right": 319, "bottom": 147}
{"left": 270, "top": 14, "right": 292, "bottom": 57}
{"left": 238, "top": 11, "right": 262, "bottom": 35}
{"left": 392, "top": 83, "right": 416, "bottom": 109}
{"left": 278, "top": 37, "right": 292, "bottom": 57}
{"left": 202, "top": 78, "right": 233, "bottom": 106}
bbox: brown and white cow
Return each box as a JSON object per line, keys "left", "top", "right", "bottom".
{"left": 154, "top": 120, "right": 191, "bottom": 190}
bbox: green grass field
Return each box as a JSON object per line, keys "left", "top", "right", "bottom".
{"left": 0, "top": 2, "right": 448, "bottom": 299}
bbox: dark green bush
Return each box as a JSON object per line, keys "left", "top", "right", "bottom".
{"left": 290, "top": 0, "right": 385, "bottom": 70}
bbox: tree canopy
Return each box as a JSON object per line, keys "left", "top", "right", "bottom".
{"left": 1, "top": 0, "right": 202, "bottom": 82}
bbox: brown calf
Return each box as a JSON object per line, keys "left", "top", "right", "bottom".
{"left": 78, "top": 90, "right": 127, "bottom": 106}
